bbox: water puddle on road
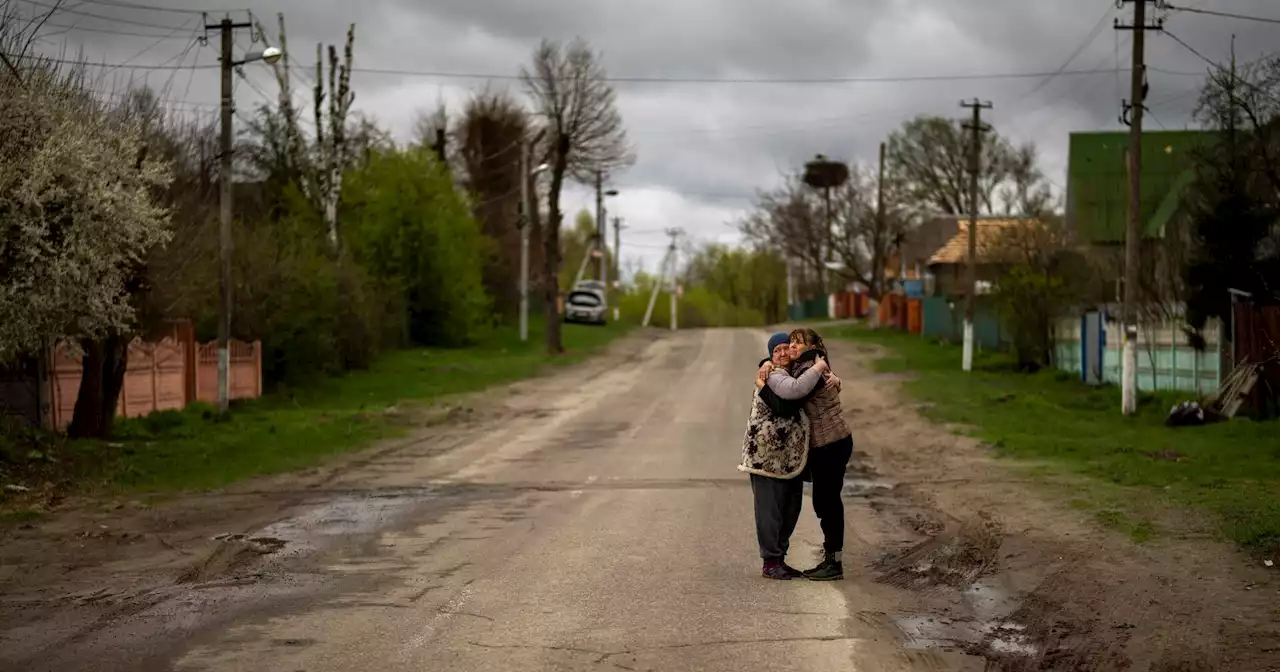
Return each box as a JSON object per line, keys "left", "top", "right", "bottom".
{"left": 254, "top": 490, "right": 432, "bottom": 555}
{"left": 892, "top": 575, "right": 1038, "bottom": 662}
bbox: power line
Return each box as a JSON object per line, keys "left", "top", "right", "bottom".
{"left": 350, "top": 64, "right": 1206, "bottom": 84}
{"left": 37, "top": 21, "right": 195, "bottom": 39}
{"left": 0, "top": 51, "right": 1215, "bottom": 83}
{"left": 1166, "top": 3, "right": 1280, "bottom": 26}
{"left": 18, "top": 0, "right": 194, "bottom": 31}
{"left": 74, "top": 0, "right": 243, "bottom": 15}
{"left": 1025, "top": 2, "right": 1116, "bottom": 98}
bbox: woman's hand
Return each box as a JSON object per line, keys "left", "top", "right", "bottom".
{"left": 824, "top": 373, "right": 842, "bottom": 392}
{"left": 813, "top": 356, "right": 829, "bottom": 373}
{"left": 755, "top": 376, "right": 766, "bottom": 389}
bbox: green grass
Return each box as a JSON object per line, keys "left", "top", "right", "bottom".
{"left": 94, "top": 320, "right": 632, "bottom": 494}
{"left": 831, "top": 325, "right": 1280, "bottom": 551}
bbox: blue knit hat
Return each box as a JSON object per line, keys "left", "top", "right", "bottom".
{"left": 767, "top": 332, "right": 789, "bottom": 357}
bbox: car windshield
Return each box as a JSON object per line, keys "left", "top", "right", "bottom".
{"left": 567, "top": 292, "right": 601, "bottom": 307}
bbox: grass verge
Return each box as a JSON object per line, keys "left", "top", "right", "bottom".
{"left": 831, "top": 325, "right": 1280, "bottom": 552}
{"left": 1, "top": 320, "right": 631, "bottom": 497}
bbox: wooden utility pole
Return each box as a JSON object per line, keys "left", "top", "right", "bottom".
{"left": 1116, "top": 0, "right": 1162, "bottom": 415}
{"left": 519, "top": 138, "right": 531, "bottom": 343}
{"left": 214, "top": 18, "right": 252, "bottom": 414}
{"left": 432, "top": 128, "right": 446, "bottom": 165}
{"left": 612, "top": 216, "right": 624, "bottom": 322}
{"left": 871, "top": 142, "right": 887, "bottom": 327}
{"left": 960, "top": 98, "right": 993, "bottom": 373}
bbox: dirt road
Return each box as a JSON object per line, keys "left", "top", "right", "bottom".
{"left": 1, "top": 329, "right": 1276, "bottom": 671}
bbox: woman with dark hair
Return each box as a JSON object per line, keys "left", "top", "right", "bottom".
{"left": 756, "top": 328, "right": 853, "bottom": 581}
{"left": 739, "top": 332, "right": 828, "bottom": 579}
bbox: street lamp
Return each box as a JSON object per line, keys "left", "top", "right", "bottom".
{"left": 212, "top": 16, "right": 283, "bottom": 414}
{"left": 601, "top": 188, "right": 619, "bottom": 309}
{"left": 237, "top": 46, "right": 282, "bottom": 67}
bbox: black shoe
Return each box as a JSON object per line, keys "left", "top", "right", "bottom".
{"left": 762, "top": 563, "right": 805, "bottom": 580}
{"left": 803, "top": 557, "right": 844, "bottom": 581}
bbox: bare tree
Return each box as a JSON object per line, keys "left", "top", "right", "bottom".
{"left": 828, "top": 165, "right": 913, "bottom": 300}
{"left": 520, "top": 37, "right": 633, "bottom": 354}
{"left": 311, "top": 25, "right": 356, "bottom": 251}
{"left": 886, "top": 114, "right": 1014, "bottom": 217}
{"left": 737, "top": 174, "right": 827, "bottom": 296}
{"left": 998, "top": 143, "right": 1058, "bottom": 218}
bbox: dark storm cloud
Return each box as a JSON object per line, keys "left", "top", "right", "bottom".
{"left": 20, "top": 0, "right": 1280, "bottom": 270}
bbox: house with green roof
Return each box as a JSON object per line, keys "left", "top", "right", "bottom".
{"left": 1065, "top": 129, "right": 1217, "bottom": 245}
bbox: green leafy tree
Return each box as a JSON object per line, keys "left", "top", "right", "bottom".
{"left": 343, "top": 146, "right": 492, "bottom": 346}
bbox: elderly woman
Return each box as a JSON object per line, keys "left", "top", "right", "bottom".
{"left": 738, "top": 332, "right": 828, "bottom": 580}
{"left": 756, "top": 328, "right": 852, "bottom": 581}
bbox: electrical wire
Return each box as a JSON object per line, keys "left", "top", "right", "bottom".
{"left": 350, "top": 64, "right": 1179, "bottom": 84}
{"left": 1166, "top": 3, "right": 1280, "bottom": 26}
{"left": 73, "top": 0, "right": 244, "bottom": 14}
{"left": 36, "top": 21, "right": 192, "bottom": 39}
{"left": 1, "top": 51, "right": 1213, "bottom": 83}
{"left": 1025, "top": 2, "right": 1116, "bottom": 98}
{"left": 18, "top": 0, "right": 195, "bottom": 31}
{"left": 1163, "top": 29, "right": 1280, "bottom": 105}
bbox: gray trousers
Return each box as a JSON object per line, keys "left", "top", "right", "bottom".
{"left": 750, "top": 473, "right": 804, "bottom": 562}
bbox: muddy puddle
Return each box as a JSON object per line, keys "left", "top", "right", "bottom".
{"left": 892, "top": 575, "right": 1040, "bottom": 662}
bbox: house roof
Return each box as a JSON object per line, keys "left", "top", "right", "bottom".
{"left": 927, "top": 218, "right": 1040, "bottom": 265}
{"left": 1066, "top": 130, "right": 1216, "bottom": 244}
{"left": 900, "top": 216, "right": 964, "bottom": 266}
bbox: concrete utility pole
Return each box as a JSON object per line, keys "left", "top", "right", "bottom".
{"left": 960, "top": 98, "right": 993, "bottom": 373}
{"left": 210, "top": 18, "right": 279, "bottom": 413}
{"left": 594, "top": 170, "right": 605, "bottom": 282}
{"left": 612, "top": 216, "right": 624, "bottom": 322}
{"left": 1116, "top": 0, "right": 1162, "bottom": 415}
{"left": 518, "top": 130, "right": 547, "bottom": 343}
{"left": 642, "top": 229, "right": 681, "bottom": 329}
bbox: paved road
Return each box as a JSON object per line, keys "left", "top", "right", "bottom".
{"left": 8, "top": 329, "right": 978, "bottom": 671}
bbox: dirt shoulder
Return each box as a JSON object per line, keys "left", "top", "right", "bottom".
{"left": 832, "top": 338, "right": 1279, "bottom": 670}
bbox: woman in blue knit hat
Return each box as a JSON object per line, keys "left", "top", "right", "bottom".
{"left": 737, "top": 332, "right": 828, "bottom": 579}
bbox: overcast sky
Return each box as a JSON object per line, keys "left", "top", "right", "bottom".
{"left": 16, "top": 0, "right": 1280, "bottom": 275}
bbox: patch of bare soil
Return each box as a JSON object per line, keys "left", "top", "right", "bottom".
{"left": 833, "top": 341, "right": 1280, "bottom": 672}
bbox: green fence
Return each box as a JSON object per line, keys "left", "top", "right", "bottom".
{"left": 786, "top": 297, "right": 830, "bottom": 322}
{"left": 920, "top": 296, "right": 1007, "bottom": 350}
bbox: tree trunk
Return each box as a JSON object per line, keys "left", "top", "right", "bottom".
{"left": 543, "top": 210, "right": 563, "bottom": 354}
{"left": 67, "top": 334, "right": 129, "bottom": 439}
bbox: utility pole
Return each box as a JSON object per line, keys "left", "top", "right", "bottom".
{"left": 870, "top": 142, "right": 887, "bottom": 327}
{"left": 594, "top": 170, "right": 605, "bottom": 282}
{"left": 518, "top": 138, "right": 531, "bottom": 343}
{"left": 432, "top": 128, "right": 446, "bottom": 165}
{"left": 216, "top": 17, "right": 249, "bottom": 414}
{"left": 208, "top": 16, "right": 275, "bottom": 414}
{"left": 642, "top": 229, "right": 681, "bottom": 328}
{"left": 959, "top": 98, "right": 993, "bottom": 372}
{"left": 1116, "top": 0, "right": 1162, "bottom": 415}
{"left": 612, "top": 216, "right": 624, "bottom": 322}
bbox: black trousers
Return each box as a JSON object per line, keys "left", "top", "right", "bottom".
{"left": 750, "top": 473, "right": 803, "bottom": 563}
{"left": 805, "top": 435, "right": 854, "bottom": 554}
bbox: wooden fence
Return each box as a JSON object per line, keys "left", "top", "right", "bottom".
{"left": 45, "top": 326, "right": 261, "bottom": 430}
{"left": 1053, "top": 312, "right": 1224, "bottom": 394}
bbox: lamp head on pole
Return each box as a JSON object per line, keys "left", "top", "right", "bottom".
{"left": 241, "top": 46, "right": 283, "bottom": 66}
